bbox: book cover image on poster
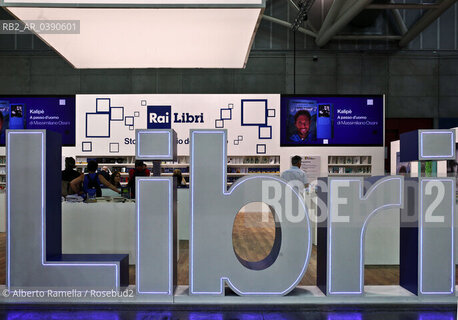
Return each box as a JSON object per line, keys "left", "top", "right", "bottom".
{"left": 0, "top": 96, "right": 76, "bottom": 146}
{"left": 280, "top": 95, "right": 384, "bottom": 146}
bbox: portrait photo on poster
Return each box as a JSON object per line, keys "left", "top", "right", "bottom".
{"left": 280, "top": 95, "right": 384, "bottom": 147}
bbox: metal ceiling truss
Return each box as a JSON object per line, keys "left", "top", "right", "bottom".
{"left": 291, "top": 0, "right": 316, "bottom": 31}
{"left": 262, "top": 0, "right": 457, "bottom": 48}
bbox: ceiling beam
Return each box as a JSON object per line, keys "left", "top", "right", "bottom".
{"left": 399, "top": 0, "right": 457, "bottom": 47}
{"left": 316, "top": 0, "right": 346, "bottom": 39}
{"left": 287, "top": 0, "right": 300, "bottom": 12}
{"left": 335, "top": 0, "right": 360, "bottom": 21}
{"left": 315, "top": 0, "right": 374, "bottom": 47}
{"left": 262, "top": 14, "right": 317, "bottom": 37}
{"left": 390, "top": 0, "right": 408, "bottom": 35}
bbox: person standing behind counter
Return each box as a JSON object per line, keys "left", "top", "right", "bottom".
{"left": 281, "top": 155, "right": 308, "bottom": 188}
{"left": 128, "top": 160, "right": 151, "bottom": 198}
{"left": 71, "top": 160, "right": 120, "bottom": 198}
{"left": 62, "top": 157, "right": 81, "bottom": 196}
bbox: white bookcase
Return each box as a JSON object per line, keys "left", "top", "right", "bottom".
{"left": 327, "top": 155, "right": 372, "bottom": 176}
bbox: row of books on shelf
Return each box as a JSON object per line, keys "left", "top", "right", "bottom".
{"left": 328, "top": 156, "right": 371, "bottom": 165}
{"left": 77, "top": 167, "right": 131, "bottom": 174}
{"left": 163, "top": 167, "right": 189, "bottom": 174}
{"left": 227, "top": 156, "right": 279, "bottom": 165}
{"left": 227, "top": 168, "right": 280, "bottom": 174}
{"left": 328, "top": 166, "right": 371, "bottom": 174}
{"left": 75, "top": 156, "right": 281, "bottom": 166}
{"left": 227, "top": 177, "right": 240, "bottom": 184}
{"left": 161, "top": 157, "right": 190, "bottom": 165}
{"left": 76, "top": 157, "right": 134, "bottom": 165}
{"left": 161, "top": 157, "right": 280, "bottom": 165}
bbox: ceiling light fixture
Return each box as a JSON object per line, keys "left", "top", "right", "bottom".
{"left": 3, "top": 0, "right": 265, "bottom": 69}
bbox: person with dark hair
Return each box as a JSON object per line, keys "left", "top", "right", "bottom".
{"left": 290, "top": 110, "right": 314, "bottom": 143}
{"left": 128, "top": 160, "right": 151, "bottom": 198}
{"left": 62, "top": 157, "right": 82, "bottom": 196}
{"left": 398, "top": 166, "right": 407, "bottom": 175}
{"left": 110, "top": 170, "right": 122, "bottom": 188}
{"left": 70, "top": 160, "right": 120, "bottom": 198}
{"left": 173, "top": 169, "right": 186, "bottom": 187}
{"left": 280, "top": 155, "right": 308, "bottom": 187}
{"left": 62, "top": 157, "right": 81, "bottom": 181}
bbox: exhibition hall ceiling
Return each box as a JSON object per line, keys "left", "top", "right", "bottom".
{"left": 5, "top": 7, "right": 263, "bottom": 68}
{"left": 1, "top": 0, "right": 456, "bottom": 68}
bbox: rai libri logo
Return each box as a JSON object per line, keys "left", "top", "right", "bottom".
{"left": 147, "top": 106, "right": 171, "bottom": 129}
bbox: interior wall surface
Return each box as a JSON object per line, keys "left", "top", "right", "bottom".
{"left": 0, "top": 51, "right": 456, "bottom": 120}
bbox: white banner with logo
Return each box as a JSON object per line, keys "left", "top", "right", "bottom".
{"left": 76, "top": 94, "right": 280, "bottom": 156}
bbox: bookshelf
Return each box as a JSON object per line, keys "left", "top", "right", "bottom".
{"left": 75, "top": 155, "right": 281, "bottom": 185}
{"left": 327, "top": 155, "right": 372, "bottom": 176}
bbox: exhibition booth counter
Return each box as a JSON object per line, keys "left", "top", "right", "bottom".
{"left": 61, "top": 188, "right": 190, "bottom": 261}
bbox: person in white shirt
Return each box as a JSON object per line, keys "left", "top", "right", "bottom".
{"left": 281, "top": 155, "right": 308, "bottom": 188}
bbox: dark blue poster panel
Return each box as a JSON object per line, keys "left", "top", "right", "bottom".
{"left": 0, "top": 96, "right": 76, "bottom": 146}
{"left": 280, "top": 95, "right": 384, "bottom": 146}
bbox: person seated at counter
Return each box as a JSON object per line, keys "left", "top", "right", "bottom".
{"left": 173, "top": 169, "right": 187, "bottom": 187}
{"left": 110, "top": 170, "right": 122, "bottom": 188}
{"left": 62, "top": 157, "right": 82, "bottom": 197}
{"left": 70, "top": 160, "right": 120, "bottom": 198}
{"left": 128, "top": 160, "right": 151, "bottom": 198}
